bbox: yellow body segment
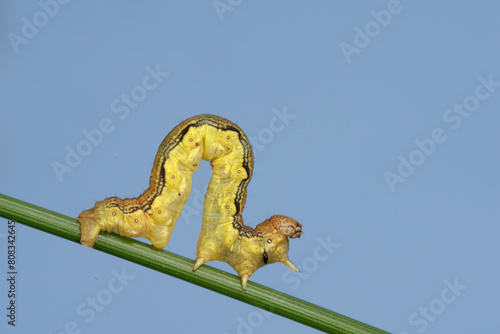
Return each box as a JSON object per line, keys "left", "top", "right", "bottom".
{"left": 78, "top": 114, "right": 302, "bottom": 289}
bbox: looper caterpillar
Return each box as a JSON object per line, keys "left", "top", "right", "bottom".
{"left": 78, "top": 114, "right": 302, "bottom": 290}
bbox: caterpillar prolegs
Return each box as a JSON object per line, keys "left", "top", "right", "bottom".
{"left": 78, "top": 114, "right": 302, "bottom": 290}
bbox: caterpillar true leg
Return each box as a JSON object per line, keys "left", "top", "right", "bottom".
{"left": 78, "top": 114, "right": 302, "bottom": 290}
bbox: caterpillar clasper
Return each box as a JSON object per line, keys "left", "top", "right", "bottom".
{"left": 78, "top": 114, "right": 302, "bottom": 290}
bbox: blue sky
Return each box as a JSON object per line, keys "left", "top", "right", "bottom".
{"left": 1, "top": 1, "right": 499, "bottom": 333}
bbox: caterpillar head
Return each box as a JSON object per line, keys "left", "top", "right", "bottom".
{"left": 256, "top": 215, "right": 302, "bottom": 267}
{"left": 240, "top": 215, "right": 302, "bottom": 290}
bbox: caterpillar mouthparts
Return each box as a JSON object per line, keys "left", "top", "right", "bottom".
{"left": 78, "top": 114, "right": 302, "bottom": 290}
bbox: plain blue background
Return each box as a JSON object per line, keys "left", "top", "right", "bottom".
{"left": 1, "top": 1, "right": 499, "bottom": 333}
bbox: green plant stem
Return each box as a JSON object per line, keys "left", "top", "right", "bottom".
{"left": 0, "top": 193, "right": 389, "bottom": 334}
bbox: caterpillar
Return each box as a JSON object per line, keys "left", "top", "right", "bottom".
{"left": 78, "top": 114, "right": 302, "bottom": 290}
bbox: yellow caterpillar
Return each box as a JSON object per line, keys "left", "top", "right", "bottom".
{"left": 78, "top": 114, "right": 302, "bottom": 290}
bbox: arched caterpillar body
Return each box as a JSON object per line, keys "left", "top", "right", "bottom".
{"left": 78, "top": 114, "right": 302, "bottom": 290}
